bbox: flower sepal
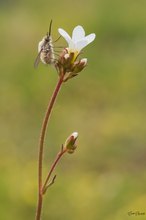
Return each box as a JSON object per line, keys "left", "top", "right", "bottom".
{"left": 63, "top": 72, "right": 78, "bottom": 82}
{"left": 61, "top": 50, "right": 75, "bottom": 70}
{"left": 73, "top": 58, "right": 87, "bottom": 73}
{"left": 63, "top": 58, "right": 87, "bottom": 82}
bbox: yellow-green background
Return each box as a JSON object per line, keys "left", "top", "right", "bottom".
{"left": 0, "top": 0, "right": 146, "bottom": 219}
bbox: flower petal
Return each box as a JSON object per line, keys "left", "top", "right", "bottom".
{"left": 75, "top": 39, "right": 88, "bottom": 51}
{"left": 72, "top": 25, "right": 85, "bottom": 42}
{"left": 58, "top": 28, "right": 72, "bottom": 45}
{"left": 68, "top": 40, "right": 76, "bottom": 50}
{"left": 84, "top": 33, "right": 96, "bottom": 45}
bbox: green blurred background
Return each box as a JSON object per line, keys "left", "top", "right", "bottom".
{"left": 0, "top": 0, "right": 146, "bottom": 219}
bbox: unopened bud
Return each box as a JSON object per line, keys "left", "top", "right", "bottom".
{"left": 80, "top": 58, "right": 87, "bottom": 66}
{"left": 64, "top": 53, "right": 69, "bottom": 59}
{"left": 72, "top": 58, "right": 87, "bottom": 74}
{"left": 64, "top": 132, "right": 78, "bottom": 154}
{"left": 56, "top": 48, "right": 88, "bottom": 82}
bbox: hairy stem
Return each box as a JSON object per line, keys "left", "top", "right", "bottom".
{"left": 35, "top": 74, "right": 64, "bottom": 220}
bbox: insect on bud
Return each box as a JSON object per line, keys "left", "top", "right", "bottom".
{"left": 64, "top": 132, "right": 78, "bottom": 154}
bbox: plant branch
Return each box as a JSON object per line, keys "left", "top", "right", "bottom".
{"left": 35, "top": 73, "right": 64, "bottom": 220}
{"left": 42, "top": 148, "right": 67, "bottom": 194}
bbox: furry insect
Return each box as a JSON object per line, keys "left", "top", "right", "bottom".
{"left": 34, "top": 20, "right": 55, "bottom": 68}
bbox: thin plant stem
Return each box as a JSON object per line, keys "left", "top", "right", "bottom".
{"left": 35, "top": 73, "right": 64, "bottom": 220}
{"left": 42, "top": 148, "right": 67, "bottom": 194}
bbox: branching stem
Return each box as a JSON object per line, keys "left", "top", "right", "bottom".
{"left": 35, "top": 73, "right": 64, "bottom": 220}
{"left": 42, "top": 148, "right": 67, "bottom": 194}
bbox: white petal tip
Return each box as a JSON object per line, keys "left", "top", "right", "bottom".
{"left": 92, "top": 33, "right": 96, "bottom": 41}
{"left": 72, "top": 132, "right": 78, "bottom": 139}
{"left": 58, "top": 28, "right": 63, "bottom": 34}
{"left": 81, "top": 58, "right": 87, "bottom": 63}
{"left": 58, "top": 28, "right": 72, "bottom": 45}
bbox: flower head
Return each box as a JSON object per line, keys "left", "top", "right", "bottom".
{"left": 58, "top": 25, "right": 96, "bottom": 59}
{"left": 56, "top": 25, "right": 96, "bottom": 81}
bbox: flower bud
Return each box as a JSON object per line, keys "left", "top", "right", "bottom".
{"left": 58, "top": 50, "right": 75, "bottom": 70}
{"left": 64, "top": 132, "right": 78, "bottom": 154}
{"left": 72, "top": 58, "right": 87, "bottom": 74}
{"left": 56, "top": 48, "right": 88, "bottom": 82}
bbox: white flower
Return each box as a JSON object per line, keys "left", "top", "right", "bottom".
{"left": 58, "top": 25, "right": 96, "bottom": 56}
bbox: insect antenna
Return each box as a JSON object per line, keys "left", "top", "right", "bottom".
{"left": 52, "top": 35, "right": 61, "bottom": 43}
{"left": 48, "top": 19, "right": 53, "bottom": 36}
{"left": 52, "top": 46, "right": 64, "bottom": 49}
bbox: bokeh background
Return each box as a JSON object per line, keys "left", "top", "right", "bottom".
{"left": 0, "top": 0, "right": 146, "bottom": 219}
